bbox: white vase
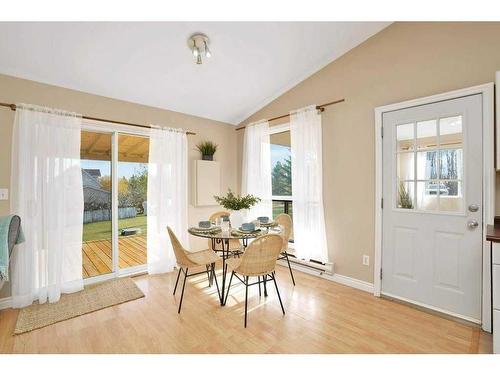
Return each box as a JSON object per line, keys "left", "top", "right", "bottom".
{"left": 229, "top": 210, "right": 246, "bottom": 229}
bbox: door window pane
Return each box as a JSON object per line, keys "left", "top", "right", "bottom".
{"left": 417, "top": 120, "right": 437, "bottom": 150}
{"left": 439, "top": 149, "right": 462, "bottom": 180}
{"left": 416, "top": 181, "right": 438, "bottom": 211}
{"left": 417, "top": 181, "right": 439, "bottom": 211}
{"left": 397, "top": 152, "right": 414, "bottom": 180}
{"left": 396, "top": 123, "right": 414, "bottom": 152}
{"left": 397, "top": 181, "right": 414, "bottom": 209}
{"left": 440, "top": 116, "right": 463, "bottom": 146}
{"left": 416, "top": 151, "right": 438, "bottom": 180}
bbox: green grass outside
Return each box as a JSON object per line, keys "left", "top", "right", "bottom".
{"left": 82, "top": 214, "right": 147, "bottom": 242}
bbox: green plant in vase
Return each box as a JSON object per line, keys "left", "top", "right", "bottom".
{"left": 214, "top": 189, "right": 261, "bottom": 228}
{"left": 196, "top": 141, "right": 218, "bottom": 161}
{"left": 398, "top": 181, "right": 413, "bottom": 209}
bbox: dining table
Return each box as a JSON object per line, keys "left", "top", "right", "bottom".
{"left": 187, "top": 222, "right": 280, "bottom": 306}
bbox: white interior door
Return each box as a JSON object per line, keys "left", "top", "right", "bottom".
{"left": 381, "top": 94, "right": 483, "bottom": 322}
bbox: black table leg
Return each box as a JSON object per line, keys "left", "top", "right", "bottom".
{"left": 221, "top": 239, "right": 226, "bottom": 306}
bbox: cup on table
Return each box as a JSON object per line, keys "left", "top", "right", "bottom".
{"left": 241, "top": 222, "right": 256, "bottom": 232}
{"left": 215, "top": 217, "right": 223, "bottom": 227}
{"left": 221, "top": 221, "right": 230, "bottom": 235}
{"left": 199, "top": 220, "right": 211, "bottom": 229}
{"left": 257, "top": 216, "right": 270, "bottom": 224}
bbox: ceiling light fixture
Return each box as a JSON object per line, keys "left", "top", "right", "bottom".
{"left": 188, "top": 33, "right": 211, "bottom": 65}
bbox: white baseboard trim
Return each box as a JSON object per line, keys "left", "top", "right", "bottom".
{"left": 329, "top": 273, "right": 375, "bottom": 294}
{"left": 277, "top": 260, "right": 374, "bottom": 294}
{"left": 0, "top": 297, "right": 12, "bottom": 310}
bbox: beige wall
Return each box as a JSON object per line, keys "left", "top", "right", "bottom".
{"left": 0, "top": 73, "right": 237, "bottom": 298}
{"left": 238, "top": 22, "right": 500, "bottom": 283}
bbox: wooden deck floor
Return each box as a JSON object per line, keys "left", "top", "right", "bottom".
{"left": 82, "top": 236, "right": 147, "bottom": 278}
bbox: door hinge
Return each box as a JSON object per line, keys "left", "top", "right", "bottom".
{"left": 381, "top": 198, "right": 384, "bottom": 209}
{"left": 380, "top": 268, "right": 383, "bottom": 280}
{"left": 381, "top": 126, "right": 384, "bottom": 138}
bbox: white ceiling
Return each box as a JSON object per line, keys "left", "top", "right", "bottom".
{"left": 0, "top": 22, "right": 390, "bottom": 124}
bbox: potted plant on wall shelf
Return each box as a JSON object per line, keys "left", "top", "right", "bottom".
{"left": 196, "top": 140, "right": 218, "bottom": 161}
{"left": 214, "top": 189, "right": 261, "bottom": 228}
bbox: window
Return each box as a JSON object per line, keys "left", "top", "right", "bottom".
{"left": 270, "top": 126, "right": 293, "bottom": 240}
{"left": 395, "top": 115, "right": 464, "bottom": 213}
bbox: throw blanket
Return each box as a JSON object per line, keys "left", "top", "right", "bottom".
{"left": 0, "top": 215, "right": 25, "bottom": 281}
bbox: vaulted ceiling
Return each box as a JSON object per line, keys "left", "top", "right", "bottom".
{"left": 0, "top": 22, "right": 390, "bottom": 124}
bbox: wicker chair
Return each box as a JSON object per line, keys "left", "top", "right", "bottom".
{"left": 209, "top": 211, "right": 243, "bottom": 256}
{"left": 225, "top": 234, "right": 285, "bottom": 327}
{"left": 275, "top": 213, "right": 296, "bottom": 285}
{"left": 167, "top": 227, "right": 221, "bottom": 314}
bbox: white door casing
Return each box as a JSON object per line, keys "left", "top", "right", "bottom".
{"left": 374, "top": 83, "right": 495, "bottom": 331}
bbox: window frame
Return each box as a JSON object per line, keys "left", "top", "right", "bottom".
{"left": 393, "top": 114, "right": 466, "bottom": 216}
{"left": 269, "top": 123, "right": 294, "bottom": 244}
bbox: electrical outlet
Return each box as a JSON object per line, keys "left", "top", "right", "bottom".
{"left": 362, "top": 255, "right": 370, "bottom": 266}
{"left": 0, "top": 188, "right": 8, "bottom": 201}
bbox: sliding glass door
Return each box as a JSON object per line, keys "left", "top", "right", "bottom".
{"left": 117, "top": 134, "right": 148, "bottom": 271}
{"left": 80, "top": 130, "right": 114, "bottom": 278}
{"left": 80, "top": 127, "right": 149, "bottom": 280}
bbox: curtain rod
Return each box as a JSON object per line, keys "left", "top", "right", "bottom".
{"left": 0, "top": 102, "right": 197, "bottom": 135}
{"left": 235, "top": 98, "right": 345, "bottom": 131}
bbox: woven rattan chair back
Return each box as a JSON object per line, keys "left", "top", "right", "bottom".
{"left": 236, "top": 234, "right": 283, "bottom": 276}
{"left": 167, "top": 227, "right": 194, "bottom": 267}
{"left": 209, "top": 211, "right": 230, "bottom": 222}
{"left": 275, "top": 213, "right": 292, "bottom": 249}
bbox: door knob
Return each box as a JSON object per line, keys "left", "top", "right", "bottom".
{"left": 467, "top": 220, "right": 479, "bottom": 229}
{"left": 468, "top": 204, "right": 479, "bottom": 212}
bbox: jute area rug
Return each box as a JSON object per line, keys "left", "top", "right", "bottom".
{"left": 14, "top": 277, "right": 144, "bottom": 334}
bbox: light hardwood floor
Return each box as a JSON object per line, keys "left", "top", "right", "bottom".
{"left": 0, "top": 265, "right": 493, "bottom": 353}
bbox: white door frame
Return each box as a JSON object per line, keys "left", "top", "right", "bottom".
{"left": 82, "top": 120, "right": 150, "bottom": 286}
{"left": 374, "top": 83, "right": 495, "bottom": 331}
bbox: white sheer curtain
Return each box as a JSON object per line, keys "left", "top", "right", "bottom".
{"left": 147, "top": 127, "right": 188, "bottom": 274}
{"left": 290, "top": 105, "right": 328, "bottom": 262}
{"left": 241, "top": 120, "right": 272, "bottom": 220}
{"left": 10, "top": 104, "right": 84, "bottom": 308}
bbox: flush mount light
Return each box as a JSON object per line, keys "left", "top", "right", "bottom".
{"left": 188, "top": 33, "right": 211, "bottom": 65}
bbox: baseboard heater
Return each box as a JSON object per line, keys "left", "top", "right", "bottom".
{"left": 279, "top": 254, "right": 334, "bottom": 275}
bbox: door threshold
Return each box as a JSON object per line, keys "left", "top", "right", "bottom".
{"left": 381, "top": 292, "right": 481, "bottom": 327}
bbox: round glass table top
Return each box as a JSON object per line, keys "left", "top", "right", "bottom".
{"left": 188, "top": 223, "right": 280, "bottom": 240}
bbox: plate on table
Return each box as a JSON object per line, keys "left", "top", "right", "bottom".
{"left": 191, "top": 225, "right": 220, "bottom": 232}
{"left": 259, "top": 221, "right": 277, "bottom": 228}
{"left": 237, "top": 227, "right": 262, "bottom": 234}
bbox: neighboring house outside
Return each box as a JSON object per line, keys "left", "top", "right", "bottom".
{"left": 82, "top": 168, "right": 137, "bottom": 224}
{"left": 82, "top": 169, "right": 111, "bottom": 210}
